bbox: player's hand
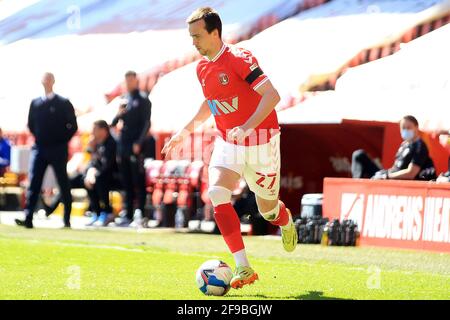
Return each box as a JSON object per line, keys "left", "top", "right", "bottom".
{"left": 133, "top": 143, "right": 141, "bottom": 155}
{"left": 436, "top": 174, "right": 450, "bottom": 184}
{"left": 84, "top": 168, "right": 97, "bottom": 189}
{"left": 371, "top": 170, "right": 389, "bottom": 180}
{"left": 227, "top": 126, "right": 249, "bottom": 144}
{"left": 161, "top": 130, "right": 189, "bottom": 159}
{"left": 117, "top": 99, "right": 128, "bottom": 116}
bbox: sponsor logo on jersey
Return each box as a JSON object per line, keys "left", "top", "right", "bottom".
{"left": 207, "top": 96, "right": 238, "bottom": 116}
{"left": 250, "top": 63, "right": 259, "bottom": 71}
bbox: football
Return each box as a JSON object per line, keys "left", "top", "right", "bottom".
{"left": 195, "top": 259, "right": 233, "bottom": 296}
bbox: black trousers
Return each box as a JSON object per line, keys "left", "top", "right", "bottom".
{"left": 118, "top": 153, "right": 146, "bottom": 220}
{"left": 25, "top": 144, "right": 71, "bottom": 224}
{"left": 86, "top": 173, "right": 114, "bottom": 214}
{"left": 351, "top": 149, "right": 382, "bottom": 179}
{"left": 43, "top": 173, "right": 85, "bottom": 214}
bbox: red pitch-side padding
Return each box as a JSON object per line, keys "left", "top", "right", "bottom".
{"left": 323, "top": 178, "right": 450, "bottom": 253}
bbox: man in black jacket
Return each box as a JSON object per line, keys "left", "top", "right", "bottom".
{"left": 111, "top": 71, "right": 151, "bottom": 227}
{"left": 351, "top": 115, "right": 436, "bottom": 181}
{"left": 84, "top": 120, "right": 119, "bottom": 226}
{"left": 16, "top": 72, "right": 78, "bottom": 228}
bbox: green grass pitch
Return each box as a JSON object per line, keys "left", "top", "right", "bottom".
{"left": 0, "top": 224, "right": 449, "bottom": 300}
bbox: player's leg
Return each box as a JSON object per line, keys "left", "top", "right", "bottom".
{"left": 17, "top": 148, "right": 48, "bottom": 228}
{"left": 208, "top": 166, "right": 244, "bottom": 262}
{"left": 244, "top": 133, "right": 297, "bottom": 252}
{"left": 209, "top": 166, "right": 259, "bottom": 289}
{"left": 255, "top": 195, "right": 297, "bottom": 252}
{"left": 208, "top": 137, "right": 258, "bottom": 289}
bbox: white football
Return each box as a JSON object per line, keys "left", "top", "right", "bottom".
{"left": 195, "top": 259, "right": 233, "bottom": 296}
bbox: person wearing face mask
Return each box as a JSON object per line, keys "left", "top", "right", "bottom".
{"left": 351, "top": 115, "right": 436, "bottom": 181}
{"left": 436, "top": 129, "right": 450, "bottom": 183}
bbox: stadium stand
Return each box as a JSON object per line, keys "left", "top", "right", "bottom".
{"left": 148, "top": 0, "right": 450, "bottom": 133}
{"left": 334, "top": 23, "right": 450, "bottom": 132}
{"left": 280, "top": 23, "right": 450, "bottom": 135}
{"left": 0, "top": 0, "right": 326, "bottom": 134}
{"left": 241, "top": 0, "right": 450, "bottom": 105}
{"left": 0, "top": 0, "right": 320, "bottom": 44}
{"left": 275, "top": 22, "right": 450, "bottom": 216}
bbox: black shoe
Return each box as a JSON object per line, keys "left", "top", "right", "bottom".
{"left": 63, "top": 222, "right": 71, "bottom": 229}
{"left": 42, "top": 203, "right": 53, "bottom": 218}
{"left": 15, "top": 219, "right": 33, "bottom": 229}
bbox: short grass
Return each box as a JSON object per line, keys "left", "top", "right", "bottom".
{"left": 0, "top": 224, "right": 449, "bottom": 300}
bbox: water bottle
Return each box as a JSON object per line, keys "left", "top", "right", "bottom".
{"left": 133, "top": 209, "right": 143, "bottom": 228}
{"left": 175, "top": 208, "right": 185, "bottom": 229}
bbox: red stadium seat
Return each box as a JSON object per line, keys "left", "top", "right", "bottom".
{"left": 152, "top": 161, "right": 173, "bottom": 208}
{"left": 145, "top": 160, "right": 164, "bottom": 194}
{"left": 391, "top": 41, "right": 401, "bottom": 54}
{"left": 380, "top": 45, "right": 391, "bottom": 58}
{"left": 420, "top": 21, "right": 432, "bottom": 36}
{"left": 161, "top": 160, "right": 185, "bottom": 205}
{"left": 176, "top": 160, "right": 195, "bottom": 208}
{"left": 368, "top": 47, "right": 381, "bottom": 61}
{"left": 401, "top": 27, "right": 417, "bottom": 43}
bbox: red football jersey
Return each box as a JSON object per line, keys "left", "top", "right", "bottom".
{"left": 196, "top": 44, "right": 279, "bottom": 146}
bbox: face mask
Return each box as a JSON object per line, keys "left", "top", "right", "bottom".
{"left": 401, "top": 129, "right": 414, "bottom": 141}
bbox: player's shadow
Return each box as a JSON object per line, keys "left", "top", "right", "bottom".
{"left": 227, "top": 291, "right": 353, "bottom": 300}
{"left": 294, "top": 291, "right": 353, "bottom": 300}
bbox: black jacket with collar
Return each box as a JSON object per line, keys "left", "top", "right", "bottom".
{"left": 28, "top": 94, "right": 78, "bottom": 148}
{"left": 111, "top": 89, "right": 151, "bottom": 155}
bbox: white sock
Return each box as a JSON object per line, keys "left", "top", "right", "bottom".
{"left": 233, "top": 249, "right": 250, "bottom": 267}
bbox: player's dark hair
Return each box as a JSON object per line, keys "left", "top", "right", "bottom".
{"left": 125, "top": 70, "right": 137, "bottom": 78}
{"left": 187, "top": 7, "right": 222, "bottom": 38}
{"left": 402, "top": 115, "right": 419, "bottom": 127}
{"left": 93, "top": 120, "right": 110, "bottom": 131}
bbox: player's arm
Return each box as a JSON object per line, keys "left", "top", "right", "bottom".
{"left": 387, "top": 163, "right": 421, "bottom": 180}
{"left": 227, "top": 50, "right": 280, "bottom": 143}
{"left": 227, "top": 80, "right": 280, "bottom": 143}
{"left": 161, "top": 100, "right": 211, "bottom": 157}
{"left": 241, "top": 80, "right": 280, "bottom": 132}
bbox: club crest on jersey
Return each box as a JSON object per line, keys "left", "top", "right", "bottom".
{"left": 218, "top": 73, "right": 229, "bottom": 85}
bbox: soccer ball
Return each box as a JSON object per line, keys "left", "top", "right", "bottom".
{"left": 196, "top": 259, "right": 233, "bottom": 296}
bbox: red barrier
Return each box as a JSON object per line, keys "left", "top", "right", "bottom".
{"left": 323, "top": 177, "right": 450, "bottom": 253}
